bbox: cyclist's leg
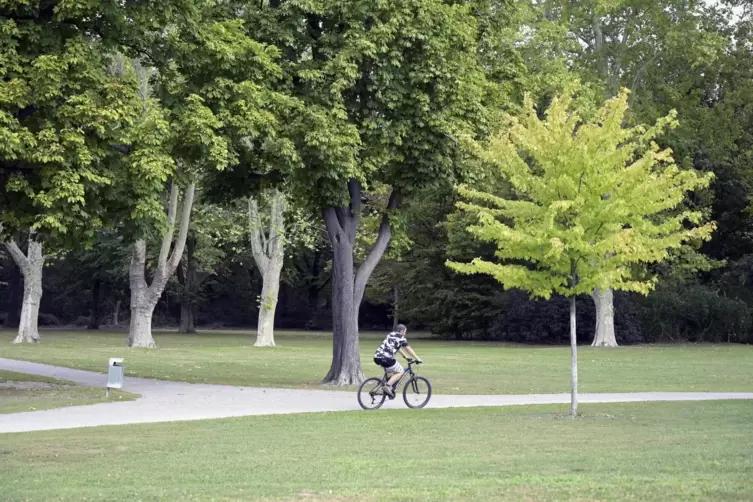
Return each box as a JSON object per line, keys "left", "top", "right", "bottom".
{"left": 385, "top": 360, "right": 404, "bottom": 387}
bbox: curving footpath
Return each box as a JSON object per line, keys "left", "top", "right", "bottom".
{"left": 2, "top": 357, "right": 753, "bottom": 434}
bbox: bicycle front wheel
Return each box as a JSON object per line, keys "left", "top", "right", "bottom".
{"left": 358, "top": 377, "right": 387, "bottom": 410}
{"left": 403, "top": 376, "right": 432, "bottom": 409}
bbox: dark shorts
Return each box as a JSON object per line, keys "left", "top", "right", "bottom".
{"left": 374, "top": 357, "right": 402, "bottom": 373}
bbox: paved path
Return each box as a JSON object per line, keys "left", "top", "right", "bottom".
{"left": 2, "top": 358, "right": 753, "bottom": 434}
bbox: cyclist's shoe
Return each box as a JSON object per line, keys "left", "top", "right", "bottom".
{"left": 383, "top": 384, "right": 395, "bottom": 398}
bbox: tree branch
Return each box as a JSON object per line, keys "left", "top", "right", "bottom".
{"left": 4, "top": 239, "right": 29, "bottom": 271}
{"left": 354, "top": 189, "right": 401, "bottom": 308}
{"left": 166, "top": 181, "right": 196, "bottom": 276}
{"left": 157, "top": 182, "right": 180, "bottom": 274}
{"left": 248, "top": 196, "right": 270, "bottom": 272}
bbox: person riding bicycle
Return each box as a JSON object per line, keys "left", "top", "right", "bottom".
{"left": 373, "top": 324, "right": 422, "bottom": 398}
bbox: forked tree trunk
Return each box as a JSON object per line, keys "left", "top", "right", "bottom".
{"left": 570, "top": 296, "right": 579, "bottom": 416}
{"left": 592, "top": 288, "right": 618, "bottom": 347}
{"left": 127, "top": 181, "right": 196, "bottom": 348}
{"left": 248, "top": 190, "right": 286, "bottom": 347}
{"left": 322, "top": 180, "right": 401, "bottom": 386}
{"left": 4, "top": 234, "right": 44, "bottom": 343}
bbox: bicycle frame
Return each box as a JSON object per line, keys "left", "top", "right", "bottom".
{"left": 379, "top": 360, "right": 418, "bottom": 391}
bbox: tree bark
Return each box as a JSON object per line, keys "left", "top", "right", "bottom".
{"left": 591, "top": 288, "right": 618, "bottom": 347}
{"left": 322, "top": 181, "right": 401, "bottom": 386}
{"left": 127, "top": 180, "right": 196, "bottom": 347}
{"left": 5, "top": 235, "right": 44, "bottom": 343}
{"left": 248, "top": 189, "right": 286, "bottom": 347}
{"left": 570, "top": 296, "right": 579, "bottom": 417}
{"left": 88, "top": 279, "right": 102, "bottom": 330}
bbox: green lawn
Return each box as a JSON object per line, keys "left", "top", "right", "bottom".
{"left": 1, "top": 329, "right": 752, "bottom": 394}
{"left": 0, "top": 370, "right": 137, "bottom": 414}
{"left": 1, "top": 401, "right": 752, "bottom": 501}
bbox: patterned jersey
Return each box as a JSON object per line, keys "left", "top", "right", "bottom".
{"left": 374, "top": 332, "right": 408, "bottom": 359}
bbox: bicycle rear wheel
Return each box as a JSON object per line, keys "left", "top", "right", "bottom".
{"left": 358, "top": 377, "right": 387, "bottom": 410}
{"left": 403, "top": 376, "right": 432, "bottom": 409}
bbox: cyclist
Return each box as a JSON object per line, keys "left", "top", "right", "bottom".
{"left": 373, "top": 323, "right": 422, "bottom": 398}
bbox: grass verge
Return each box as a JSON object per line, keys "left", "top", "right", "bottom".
{"left": 1, "top": 401, "right": 752, "bottom": 501}
{"left": 0, "top": 370, "right": 138, "bottom": 414}
{"left": 1, "top": 329, "right": 752, "bottom": 394}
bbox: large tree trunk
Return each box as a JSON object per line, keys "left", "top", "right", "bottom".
{"left": 127, "top": 181, "right": 196, "bottom": 347}
{"left": 256, "top": 264, "right": 282, "bottom": 346}
{"left": 88, "top": 279, "right": 102, "bottom": 330}
{"left": 5, "top": 235, "right": 44, "bottom": 343}
{"left": 323, "top": 229, "right": 362, "bottom": 384}
{"left": 591, "top": 288, "right": 618, "bottom": 347}
{"left": 128, "top": 240, "right": 158, "bottom": 348}
{"left": 570, "top": 296, "right": 579, "bottom": 417}
{"left": 321, "top": 181, "right": 401, "bottom": 386}
{"left": 179, "top": 302, "right": 195, "bottom": 333}
{"left": 248, "top": 189, "right": 286, "bottom": 347}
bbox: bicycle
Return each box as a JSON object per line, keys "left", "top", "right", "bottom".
{"left": 357, "top": 359, "right": 432, "bottom": 410}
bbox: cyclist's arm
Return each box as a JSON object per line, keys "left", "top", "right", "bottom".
{"left": 403, "top": 345, "right": 420, "bottom": 360}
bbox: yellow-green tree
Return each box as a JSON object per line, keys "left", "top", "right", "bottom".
{"left": 447, "top": 87, "right": 715, "bottom": 415}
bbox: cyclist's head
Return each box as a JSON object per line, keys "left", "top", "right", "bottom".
{"left": 396, "top": 324, "right": 407, "bottom": 336}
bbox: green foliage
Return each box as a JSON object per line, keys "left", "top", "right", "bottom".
{"left": 448, "top": 86, "right": 715, "bottom": 299}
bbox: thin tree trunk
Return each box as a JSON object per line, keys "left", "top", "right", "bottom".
{"left": 113, "top": 299, "right": 121, "bottom": 326}
{"left": 321, "top": 181, "right": 401, "bottom": 386}
{"left": 248, "top": 189, "right": 286, "bottom": 347}
{"left": 178, "top": 238, "right": 197, "bottom": 334}
{"left": 127, "top": 180, "right": 196, "bottom": 347}
{"left": 570, "top": 296, "right": 578, "bottom": 417}
{"left": 88, "top": 279, "right": 102, "bottom": 330}
{"left": 6, "top": 260, "right": 22, "bottom": 328}
{"left": 5, "top": 235, "right": 44, "bottom": 344}
{"left": 392, "top": 286, "right": 399, "bottom": 330}
{"left": 592, "top": 288, "right": 618, "bottom": 347}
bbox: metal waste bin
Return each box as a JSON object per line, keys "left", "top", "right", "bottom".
{"left": 106, "top": 357, "right": 124, "bottom": 397}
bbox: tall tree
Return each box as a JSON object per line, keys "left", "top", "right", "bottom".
{"left": 512, "top": 0, "right": 730, "bottom": 346}
{"left": 448, "top": 88, "right": 714, "bottom": 414}
{"left": 245, "top": 0, "right": 498, "bottom": 384}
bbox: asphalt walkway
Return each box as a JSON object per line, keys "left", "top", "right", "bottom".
{"left": 2, "top": 357, "right": 752, "bottom": 434}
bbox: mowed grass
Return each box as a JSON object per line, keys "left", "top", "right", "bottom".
{"left": 1, "top": 329, "right": 752, "bottom": 394}
{"left": 1, "top": 401, "right": 752, "bottom": 501}
{"left": 0, "top": 370, "right": 137, "bottom": 414}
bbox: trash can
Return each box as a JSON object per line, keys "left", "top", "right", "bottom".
{"left": 106, "top": 357, "right": 124, "bottom": 397}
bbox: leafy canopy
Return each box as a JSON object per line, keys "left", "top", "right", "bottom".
{"left": 447, "top": 86, "right": 715, "bottom": 299}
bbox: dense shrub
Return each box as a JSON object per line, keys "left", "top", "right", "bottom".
{"left": 637, "top": 283, "right": 751, "bottom": 343}
{"left": 488, "top": 291, "right": 645, "bottom": 345}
